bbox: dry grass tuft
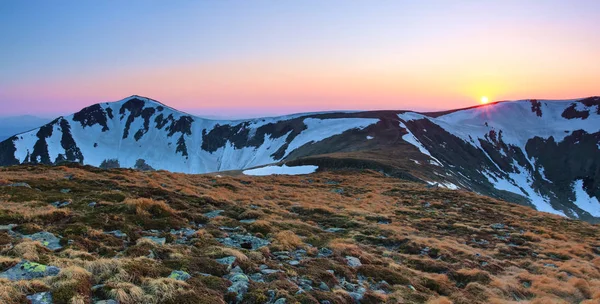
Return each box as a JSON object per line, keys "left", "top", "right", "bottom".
{"left": 125, "top": 198, "right": 176, "bottom": 217}
{"left": 107, "top": 282, "right": 146, "bottom": 304}
{"left": 271, "top": 230, "right": 304, "bottom": 251}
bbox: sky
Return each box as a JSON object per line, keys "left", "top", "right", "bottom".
{"left": 1, "top": 1, "right": 599, "bottom": 118}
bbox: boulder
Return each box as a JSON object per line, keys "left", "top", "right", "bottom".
{"left": 23, "top": 231, "right": 63, "bottom": 251}
{"left": 0, "top": 261, "right": 60, "bottom": 281}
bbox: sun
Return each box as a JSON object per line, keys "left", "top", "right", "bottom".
{"left": 480, "top": 96, "right": 489, "bottom": 104}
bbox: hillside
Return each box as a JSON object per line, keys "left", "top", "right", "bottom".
{"left": 1, "top": 96, "right": 599, "bottom": 222}
{"left": 0, "top": 165, "right": 599, "bottom": 303}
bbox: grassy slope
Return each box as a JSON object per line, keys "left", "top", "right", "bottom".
{"left": 0, "top": 164, "right": 599, "bottom": 304}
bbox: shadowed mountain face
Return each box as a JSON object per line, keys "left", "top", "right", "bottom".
{"left": 0, "top": 95, "right": 599, "bottom": 221}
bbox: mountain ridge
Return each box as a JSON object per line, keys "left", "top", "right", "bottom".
{"left": 1, "top": 95, "right": 599, "bottom": 222}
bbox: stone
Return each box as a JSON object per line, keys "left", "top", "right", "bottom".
{"left": 318, "top": 248, "right": 333, "bottom": 257}
{"left": 142, "top": 236, "right": 166, "bottom": 245}
{"left": 204, "top": 210, "right": 224, "bottom": 218}
{"left": 239, "top": 219, "right": 257, "bottom": 224}
{"left": 217, "top": 234, "right": 270, "bottom": 250}
{"left": 27, "top": 292, "right": 52, "bottom": 304}
{"left": 88, "top": 202, "right": 97, "bottom": 207}
{"left": 6, "top": 182, "right": 31, "bottom": 188}
{"left": 168, "top": 270, "right": 191, "bottom": 281}
{"left": 23, "top": 231, "right": 63, "bottom": 251}
{"left": 0, "top": 261, "right": 60, "bottom": 281}
{"left": 60, "top": 188, "right": 71, "bottom": 193}
{"left": 274, "top": 298, "right": 286, "bottom": 304}
{"left": 346, "top": 256, "right": 362, "bottom": 267}
{"left": 289, "top": 260, "right": 300, "bottom": 266}
{"left": 228, "top": 271, "right": 250, "bottom": 303}
{"left": 216, "top": 256, "right": 237, "bottom": 266}
{"left": 0, "top": 224, "right": 17, "bottom": 231}
{"left": 491, "top": 223, "right": 506, "bottom": 230}
{"left": 319, "top": 282, "right": 330, "bottom": 291}
{"left": 324, "top": 227, "right": 345, "bottom": 233}
{"left": 169, "top": 228, "right": 197, "bottom": 237}
{"left": 95, "top": 301, "right": 118, "bottom": 304}
{"left": 51, "top": 201, "right": 71, "bottom": 208}
{"left": 105, "top": 230, "right": 127, "bottom": 238}
{"left": 260, "top": 269, "right": 280, "bottom": 275}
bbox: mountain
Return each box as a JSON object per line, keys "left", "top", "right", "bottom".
{"left": 0, "top": 115, "right": 51, "bottom": 142}
{"left": 0, "top": 95, "right": 599, "bottom": 222}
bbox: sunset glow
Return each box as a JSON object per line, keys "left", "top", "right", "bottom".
{"left": 1, "top": 1, "right": 599, "bottom": 117}
{"left": 481, "top": 96, "right": 489, "bottom": 104}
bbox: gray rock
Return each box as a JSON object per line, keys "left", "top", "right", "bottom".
{"left": 168, "top": 270, "right": 191, "bottom": 281}
{"left": 105, "top": 230, "right": 127, "bottom": 238}
{"left": 95, "top": 301, "right": 118, "bottom": 304}
{"left": 220, "top": 226, "right": 242, "bottom": 232}
{"left": 60, "top": 188, "right": 71, "bottom": 193}
{"left": 274, "top": 298, "right": 286, "bottom": 304}
{"left": 216, "top": 256, "right": 237, "bottom": 266}
{"left": 51, "top": 201, "right": 71, "bottom": 208}
{"left": 324, "top": 227, "right": 345, "bottom": 233}
{"left": 204, "top": 210, "right": 224, "bottom": 219}
{"left": 0, "top": 261, "right": 60, "bottom": 281}
{"left": 88, "top": 202, "right": 97, "bottom": 207}
{"left": 23, "top": 231, "right": 63, "bottom": 251}
{"left": 142, "top": 236, "right": 166, "bottom": 245}
{"left": 289, "top": 260, "right": 300, "bottom": 266}
{"left": 217, "top": 234, "right": 270, "bottom": 250}
{"left": 318, "top": 248, "right": 333, "bottom": 257}
{"left": 319, "top": 282, "right": 330, "bottom": 291}
{"left": 0, "top": 224, "right": 17, "bottom": 231}
{"left": 491, "top": 223, "right": 505, "bottom": 229}
{"left": 169, "top": 228, "right": 197, "bottom": 237}
{"left": 346, "top": 256, "right": 362, "bottom": 267}
{"left": 260, "top": 269, "right": 280, "bottom": 275}
{"left": 330, "top": 188, "right": 344, "bottom": 194}
{"left": 239, "top": 219, "right": 257, "bottom": 224}
{"left": 27, "top": 292, "right": 52, "bottom": 304}
{"left": 6, "top": 182, "right": 31, "bottom": 188}
{"left": 228, "top": 271, "right": 250, "bottom": 302}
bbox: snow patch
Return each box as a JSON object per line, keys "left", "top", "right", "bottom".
{"left": 572, "top": 179, "right": 600, "bottom": 217}
{"left": 243, "top": 165, "right": 319, "bottom": 176}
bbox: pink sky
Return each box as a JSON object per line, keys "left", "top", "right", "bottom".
{"left": 1, "top": 1, "right": 599, "bottom": 118}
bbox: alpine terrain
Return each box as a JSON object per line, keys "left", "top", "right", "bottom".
{"left": 0, "top": 96, "right": 599, "bottom": 222}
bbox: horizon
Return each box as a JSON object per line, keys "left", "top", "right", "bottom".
{"left": 1, "top": 1, "right": 600, "bottom": 117}
{"left": 0, "top": 94, "right": 596, "bottom": 121}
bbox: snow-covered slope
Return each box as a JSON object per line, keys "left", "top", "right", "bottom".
{"left": 397, "top": 97, "right": 600, "bottom": 220}
{"left": 0, "top": 96, "right": 378, "bottom": 174}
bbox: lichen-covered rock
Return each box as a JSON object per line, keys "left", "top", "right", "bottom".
{"left": 0, "top": 261, "right": 60, "bottom": 281}
{"left": 228, "top": 267, "right": 250, "bottom": 302}
{"left": 26, "top": 292, "right": 52, "bottom": 304}
{"left": 168, "top": 270, "right": 191, "bottom": 281}
{"left": 23, "top": 231, "right": 63, "bottom": 251}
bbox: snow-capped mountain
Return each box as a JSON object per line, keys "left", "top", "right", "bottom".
{"left": 0, "top": 95, "right": 599, "bottom": 222}
{"left": 397, "top": 97, "right": 600, "bottom": 221}
{"left": 0, "top": 96, "right": 379, "bottom": 173}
